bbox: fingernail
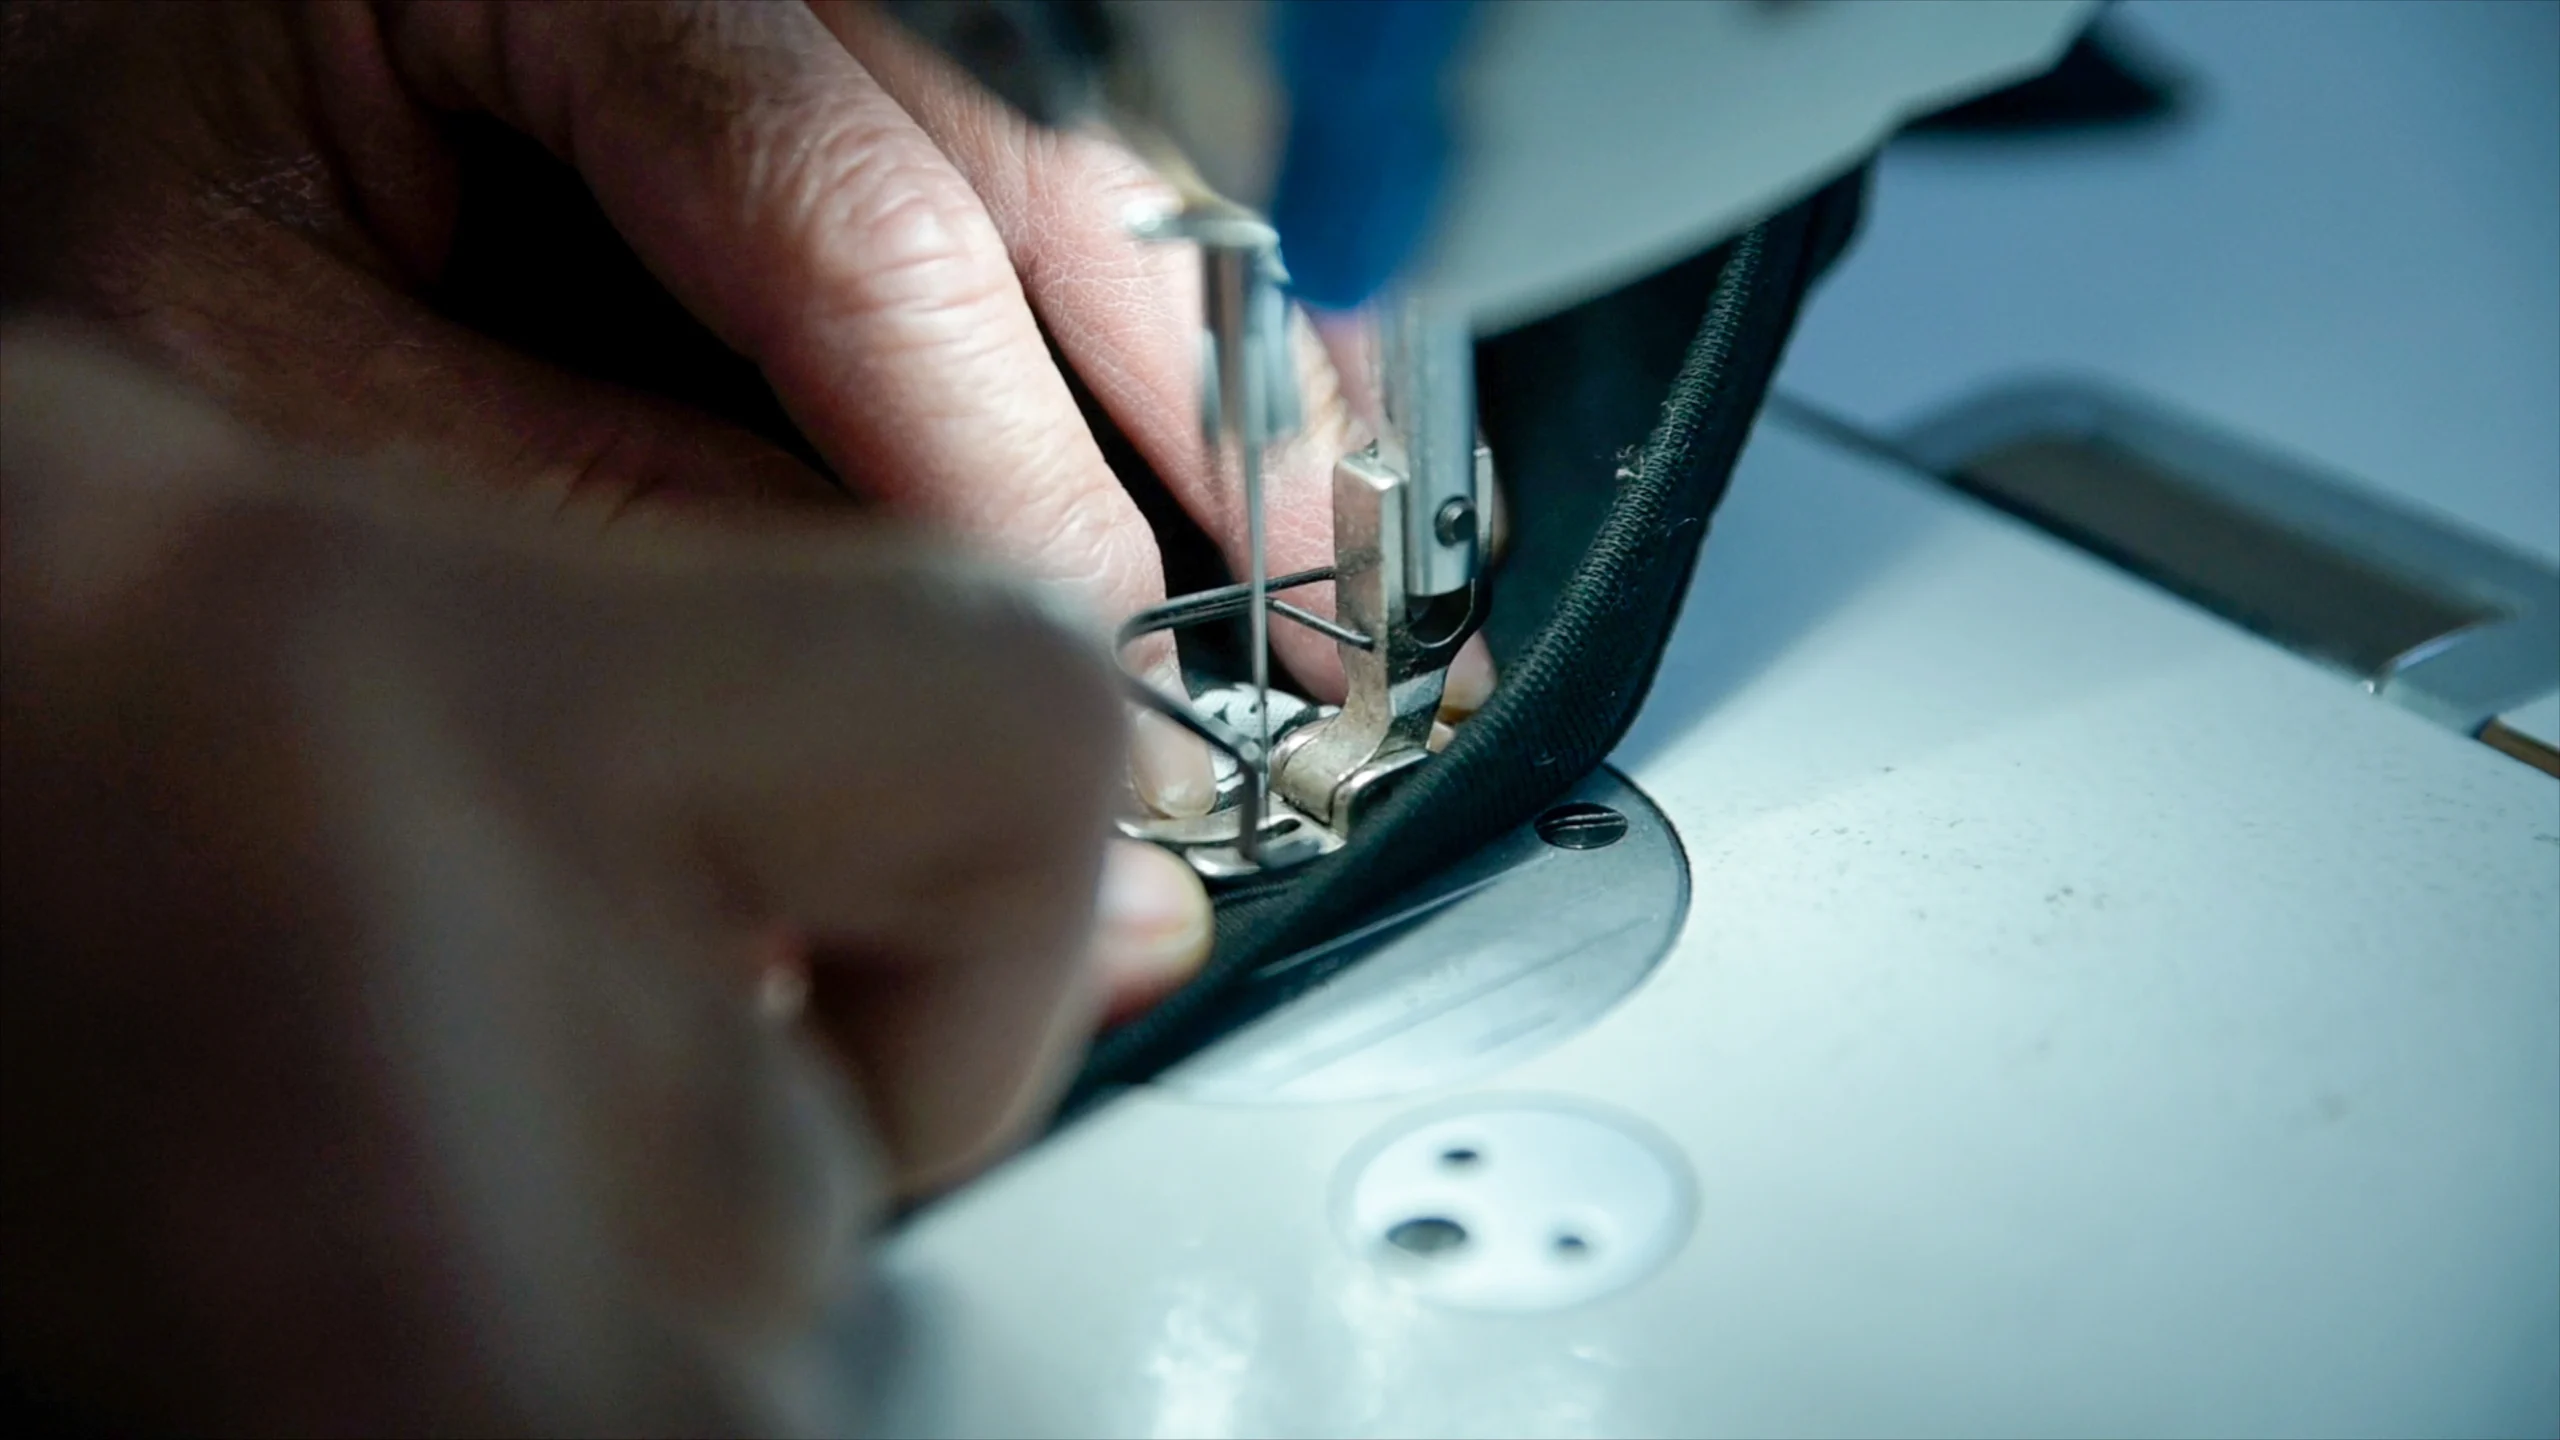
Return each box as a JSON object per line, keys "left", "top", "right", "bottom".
{"left": 1441, "top": 639, "right": 1496, "bottom": 719}
{"left": 1429, "top": 720, "right": 1456, "bottom": 753}
{"left": 1094, "top": 840, "right": 1212, "bottom": 1017}
{"left": 1132, "top": 708, "right": 1217, "bottom": 817}
{"left": 1132, "top": 660, "right": 1216, "bottom": 817}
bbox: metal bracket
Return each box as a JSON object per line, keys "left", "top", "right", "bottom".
{"left": 1112, "top": 216, "right": 1486, "bottom": 883}
{"left": 1273, "top": 447, "right": 1479, "bottom": 832}
{"left": 1114, "top": 571, "right": 1346, "bottom": 882}
{"left": 1111, "top": 449, "right": 1484, "bottom": 883}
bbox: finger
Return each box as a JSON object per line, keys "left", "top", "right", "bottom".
{"left": 1, "top": 332, "right": 877, "bottom": 1433}
{"left": 7, "top": 1, "right": 835, "bottom": 522}
{"left": 1443, "top": 637, "right": 1497, "bottom": 719}
{"left": 100, "top": 231, "right": 845, "bottom": 521}
{"left": 9, "top": 324, "right": 1133, "bottom": 1201}
{"left": 379, "top": 0, "right": 1212, "bottom": 816}
{"left": 821, "top": 4, "right": 1361, "bottom": 700}
{"left": 839, "top": 69, "right": 1508, "bottom": 724}
{"left": 425, "top": 510, "right": 1131, "bottom": 1196}
{"left": 1130, "top": 661, "right": 1219, "bottom": 818}
{"left": 1089, "top": 839, "right": 1213, "bottom": 1026}
{"left": 379, "top": 0, "right": 1171, "bottom": 629}
{"left": 154, "top": 245, "right": 1208, "bottom": 822}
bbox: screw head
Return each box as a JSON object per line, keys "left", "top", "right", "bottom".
{"left": 1433, "top": 496, "right": 1477, "bottom": 547}
{"left": 1535, "top": 801, "right": 1628, "bottom": 850}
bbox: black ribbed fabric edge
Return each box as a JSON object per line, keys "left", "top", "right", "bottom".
{"left": 1066, "top": 170, "right": 1868, "bottom": 1109}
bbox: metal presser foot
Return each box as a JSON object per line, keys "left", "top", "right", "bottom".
{"left": 1117, "top": 204, "right": 1488, "bottom": 883}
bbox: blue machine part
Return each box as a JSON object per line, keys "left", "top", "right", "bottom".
{"left": 1265, "top": 0, "right": 1478, "bottom": 312}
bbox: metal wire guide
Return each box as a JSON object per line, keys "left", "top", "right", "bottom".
{"left": 1119, "top": 206, "right": 1488, "bottom": 882}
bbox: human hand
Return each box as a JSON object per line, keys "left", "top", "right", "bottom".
{"left": 0, "top": 0, "right": 1495, "bottom": 820}
{"left": 0, "top": 330, "right": 1191, "bottom": 1432}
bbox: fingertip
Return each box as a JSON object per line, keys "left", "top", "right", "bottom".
{"left": 1128, "top": 656, "right": 1217, "bottom": 817}
{"left": 1091, "top": 839, "right": 1212, "bottom": 1023}
{"left": 1441, "top": 636, "right": 1497, "bottom": 719}
{"left": 1132, "top": 707, "right": 1218, "bottom": 818}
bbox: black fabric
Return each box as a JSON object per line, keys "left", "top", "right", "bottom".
{"left": 1064, "top": 168, "right": 1870, "bottom": 1109}
{"left": 418, "top": 120, "right": 1867, "bottom": 1110}
{"left": 1908, "top": 20, "right": 2182, "bottom": 135}
{"left": 1, "top": 1372, "right": 140, "bottom": 1438}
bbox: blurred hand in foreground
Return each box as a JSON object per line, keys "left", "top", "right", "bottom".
{"left": 1, "top": 332, "right": 1193, "bottom": 1434}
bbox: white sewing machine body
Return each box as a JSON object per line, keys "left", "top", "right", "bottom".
{"left": 866, "top": 4, "right": 2559, "bottom": 1433}
{"left": 873, "top": 406, "right": 2559, "bottom": 1437}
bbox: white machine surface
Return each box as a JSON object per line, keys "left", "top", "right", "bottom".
{"left": 1775, "top": 0, "right": 2559, "bottom": 567}
{"left": 2508, "top": 693, "right": 2560, "bottom": 755}
{"left": 1117, "top": 0, "right": 2092, "bottom": 323}
{"left": 874, "top": 413, "right": 2560, "bottom": 1438}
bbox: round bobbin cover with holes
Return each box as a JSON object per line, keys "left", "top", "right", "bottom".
{"left": 1334, "top": 1096, "right": 1697, "bottom": 1312}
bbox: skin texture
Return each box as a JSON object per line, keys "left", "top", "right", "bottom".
{"left": 0, "top": 4, "right": 1499, "bottom": 1427}
{"left": 0, "top": 0, "right": 1495, "bottom": 779}
{"left": 2, "top": 331, "right": 1132, "bottom": 1434}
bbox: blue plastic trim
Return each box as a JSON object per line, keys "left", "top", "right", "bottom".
{"left": 1266, "top": 0, "right": 1478, "bottom": 311}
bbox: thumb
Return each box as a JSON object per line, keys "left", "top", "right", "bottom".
{"left": 3, "top": 329, "right": 1137, "bottom": 1436}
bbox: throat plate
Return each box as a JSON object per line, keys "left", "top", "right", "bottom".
{"left": 1159, "top": 767, "right": 1687, "bottom": 1104}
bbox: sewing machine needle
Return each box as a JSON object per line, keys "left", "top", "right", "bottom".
{"left": 1200, "top": 229, "right": 1269, "bottom": 866}
{"left": 1244, "top": 411, "right": 1270, "bottom": 862}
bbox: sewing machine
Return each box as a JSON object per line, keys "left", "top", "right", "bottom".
{"left": 892, "top": 0, "right": 2096, "bottom": 876}
{"left": 858, "top": 387, "right": 2558, "bottom": 1438}
{"left": 864, "top": 3, "right": 2560, "bottom": 1433}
